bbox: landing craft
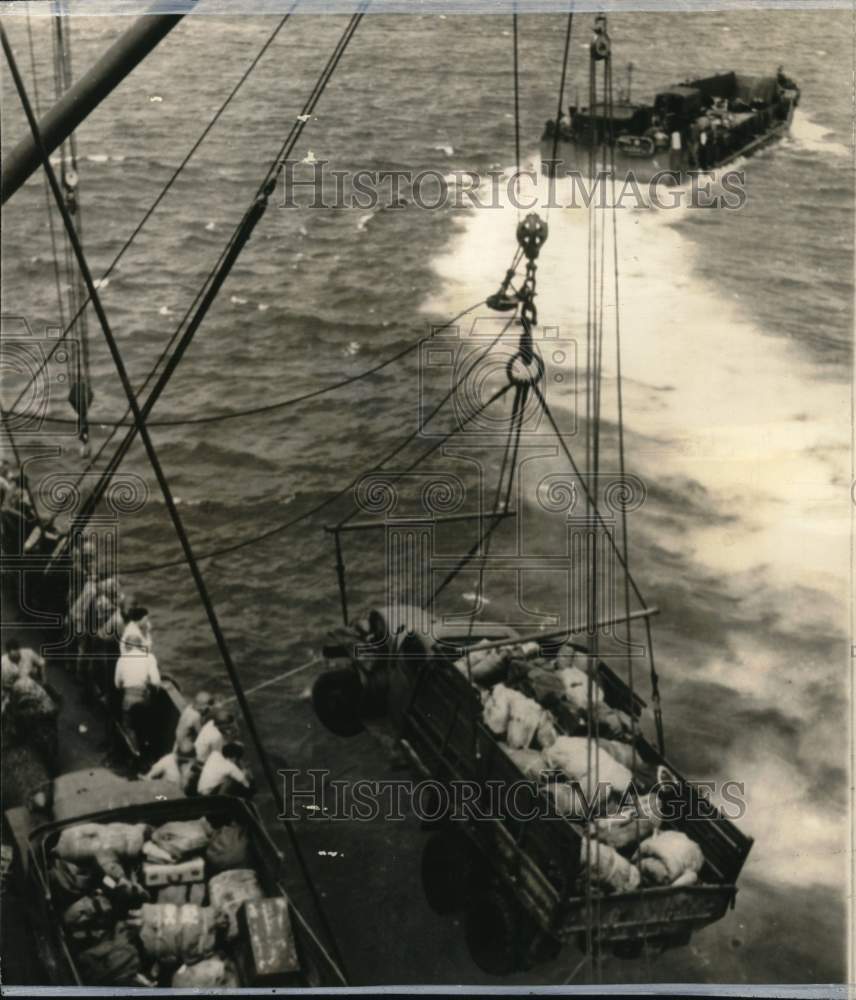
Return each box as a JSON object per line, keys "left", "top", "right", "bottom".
{"left": 541, "top": 15, "right": 800, "bottom": 185}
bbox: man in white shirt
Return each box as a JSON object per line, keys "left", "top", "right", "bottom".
{"left": 144, "top": 737, "right": 195, "bottom": 790}
{"left": 194, "top": 707, "right": 236, "bottom": 763}
{"left": 2, "top": 637, "right": 46, "bottom": 686}
{"left": 114, "top": 640, "right": 160, "bottom": 750}
{"left": 197, "top": 743, "right": 252, "bottom": 797}
{"left": 174, "top": 691, "right": 213, "bottom": 750}
{"left": 114, "top": 647, "right": 160, "bottom": 695}
{"left": 120, "top": 606, "right": 152, "bottom": 655}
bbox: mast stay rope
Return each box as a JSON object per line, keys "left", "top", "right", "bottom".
{"left": 47, "top": 10, "right": 366, "bottom": 559}
{"left": 5, "top": 8, "right": 298, "bottom": 434}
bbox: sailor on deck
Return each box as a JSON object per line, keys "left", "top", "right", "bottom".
{"left": 197, "top": 741, "right": 253, "bottom": 797}
{"left": 114, "top": 632, "right": 160, "bottom": 749}
{"left": 2, "top": 637, "right": 46, "bottom": 688}
{"left": 777, "top": 65, "right": 797, "bottom": 91}
{"left": 144, "top": 737, "right": 196, "bottom": 790}
{"left": 120, "top": 605, "right": 153, "bottom": 655}
{"left": 194, "top": 706, "right": 235, "bottom": 762}
{"left": 174, "top": 690, "right": 214, "bottom": 749}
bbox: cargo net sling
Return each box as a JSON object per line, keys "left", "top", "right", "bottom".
{"left": 46, "top": 804, "right": 300, "bottom": 987}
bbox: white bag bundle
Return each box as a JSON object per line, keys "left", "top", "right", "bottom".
{"left": 482, "top": 685, "right": 545, "bottom": 749}
{"left": 505, "top": 689, "right": 545, "bottom": 750}
{"left": 557, "top": 665, "right": 604, "bottom": 714}
{"left": 502, "top": 745, "right": 546, "bottom": 782}
{"left": 635, "top": 830, "right": 704, "bottom": 886}
{"left": 543, "top": 736, "right": 633, "bottom": 797}
{"left": 589, "top": 791, "right": 662, "bottom": 850}
{"left": 482, "top": 683, "right": 513, "bottom": 735}
{"left": 579, "top": 836, "right": 641, "bottom": 893}
{"left": 454, "top": 640, "right": 508, "bottom": 685}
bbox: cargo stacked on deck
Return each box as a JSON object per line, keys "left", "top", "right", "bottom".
{"left": 13, "top": 792, "right": 326, "bottom": 988}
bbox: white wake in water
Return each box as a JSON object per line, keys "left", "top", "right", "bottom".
{"left": 788, "top": 109, "right": 850, "bottom": 159}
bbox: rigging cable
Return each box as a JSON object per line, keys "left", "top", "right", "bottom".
{"left": 122, "top": 313, "right": 517, "bottom": 575}
{"left": 582, "top": 21, "right": 603, "bottom": 973}
{"left": 53, "top": 11, "right": 366, "bottom": 551}
{"left": 2, "top": 21, "right": 354, "bottom": 983}
{"left": 5, "top": 299, "right": 486, "bottom": 430}
{"left": 25, "top": 12, "right": 66, "bottom": 334}
{"left": 6, "top": 9, "right": 298, "bottom": 426}
{"left": 511, "top": 9, "right": 523, "bottom": 222}
{"left": 549, "top": 12, "right": 574, "bottom": 169}
{"left": 52, "top": 7, "right": 94, "bottom": 451}
{"left": 604, "top": 50, "right": 654, "bottom": 981}
{"left": 446, "top": 375, "right": 527, "bottom": 768}
{"left": 545, "top": 11, "right": 574, "bottom": 228}
{"left": 591, "top": 28, "right": 616, "bottom": 980}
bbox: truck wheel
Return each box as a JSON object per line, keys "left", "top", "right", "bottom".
{"left": 519, "top": 917, "right": 562, "bottom": 969}
{"left": 465, "top": 887, "right": 523, "bottom": 975}
{"left": 421, "top": 829, "right": 485, "bottom": 915}
{"left": 311, "top": 668, "right": 364, "bottom": 737}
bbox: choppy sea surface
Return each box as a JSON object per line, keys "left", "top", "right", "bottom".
{"left": 2, "top": 8, "right": 852, "bottom": 985}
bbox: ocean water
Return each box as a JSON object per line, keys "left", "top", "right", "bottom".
{"left": 1, "top": 8, "right": 852, "bottom": 985}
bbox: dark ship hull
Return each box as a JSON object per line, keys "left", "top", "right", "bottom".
{"left": 541, "top": 70, "right": 800, "bottom": 184}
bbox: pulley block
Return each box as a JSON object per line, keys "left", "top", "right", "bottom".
{"left": 516, "top": 212, "right": 548, "bottom": 262}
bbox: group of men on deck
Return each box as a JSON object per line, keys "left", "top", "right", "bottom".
{"left": 64, "top": 542, "right": 255, "bottom": 799}
{"left": 143, "top": 688, "right": 254, "bottom": 798}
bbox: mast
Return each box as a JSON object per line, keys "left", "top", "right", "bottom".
{"left": 1, "top": 8, "right": 192, "bottom": 204}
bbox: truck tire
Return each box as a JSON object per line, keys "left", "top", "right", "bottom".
{"left": 311, "top": 668, "right": 364, "bottom": 737}
{"left": 465, "top": 887, "right": 523, "bottom": 975}
{"left": 421, "top": 829, "right": 485, "bottom": 915}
